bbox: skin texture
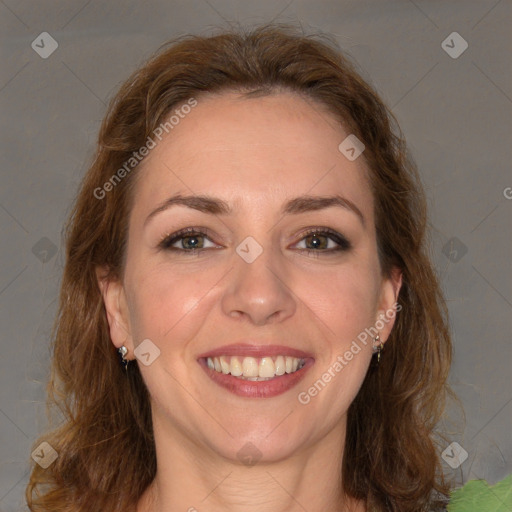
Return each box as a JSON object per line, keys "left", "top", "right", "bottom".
{"left": 98, "top": 91, "right": 402, "bottom": 512}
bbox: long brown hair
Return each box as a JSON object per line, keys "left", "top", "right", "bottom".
{"left": 26, "top": 24, "right": 454, "bottom": 511}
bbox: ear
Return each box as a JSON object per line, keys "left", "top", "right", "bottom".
{"left": 96, "top": 266, "right": 135, "bottom": 358}
{"left": 375, "top": 266, "right": 403, "bottom": 344}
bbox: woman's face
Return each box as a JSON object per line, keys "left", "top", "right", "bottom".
{"left": 101, "top": 91, "right": 401, "bottom": 464}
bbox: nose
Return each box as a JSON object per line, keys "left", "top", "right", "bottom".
{"left": 220, "top": 241, "right": 297, "bottom": 326}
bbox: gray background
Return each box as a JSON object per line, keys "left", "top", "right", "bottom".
{"left": 1, "top": 1, "right": 511, "bottom": 510}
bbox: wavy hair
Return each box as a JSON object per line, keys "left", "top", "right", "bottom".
{"left": 26, "top": 24, "right": 455, "bottom": 511}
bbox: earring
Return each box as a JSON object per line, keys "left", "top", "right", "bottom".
{"left": 118, "top": 346, "right": 129, "bottom": 371}
{"left": 373, "top": 334, "right": 383, "bottom": 364}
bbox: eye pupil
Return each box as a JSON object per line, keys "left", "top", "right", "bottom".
{"left": 183, "top": 235, "right": 202, "bottom": 249}
{"left": 306, "top": 234, "right": 326, "bottom": 249}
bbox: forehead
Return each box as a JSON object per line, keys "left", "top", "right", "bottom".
{"left": 131, "top": 91, "right": 373, "bottom": 220}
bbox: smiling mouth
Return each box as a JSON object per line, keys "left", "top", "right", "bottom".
{"left": 203, "top": 355, "right": 306, "bottom": 381}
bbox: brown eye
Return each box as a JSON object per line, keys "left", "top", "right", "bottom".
{"left": 176, "top": 234, "right": 204, "bottom": 250}
{"left": 294, "top": 229, "right": 351, "bottom": 253}
{"left": 304, "top": 233, "right": 329, "bottom": 250}
{"left": 159, "top": 228, "right": 217, "bottom": 251}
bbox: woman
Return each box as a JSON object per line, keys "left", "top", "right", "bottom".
{"left": 26, "top": 25, "right": 454, "bottom": 511}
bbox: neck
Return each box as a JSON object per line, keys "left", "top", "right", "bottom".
{"left": 137, "top": 414, "right": 365, "bottom": 512}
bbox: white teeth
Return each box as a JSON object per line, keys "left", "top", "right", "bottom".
{"left": 230, "top": 356, "right": 243, "bottom": 376}
{"left": 206, "top": 355, "right": 305, "bottom": 379}
{"left": 274, "top": 355, "right": 286, "bottom": 376}
{"left": 242, "top": 357, "right": 259, "bottom": 377}
{"left": 219, "top": 356, "right": 230, "bottom": 374}
{"left": 259, "top": 357, "right": 275, "bottom": 378}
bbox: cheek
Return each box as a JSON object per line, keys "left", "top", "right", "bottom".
{"left": 125, "top": 260, "right": 218, "bottom": 346}
{"left": 298, "top": 260, "right": 381, "bottom": 344}
{"left": 292, "top": 266, "right": 380, "bottom": 436}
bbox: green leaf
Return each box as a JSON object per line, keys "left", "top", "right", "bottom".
{"left": 448, "top": 475, "right": 512, "bottom": 512}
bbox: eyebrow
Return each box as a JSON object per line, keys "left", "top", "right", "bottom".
{"left": 144, "top": 193, "right": 365, "bottom": 227}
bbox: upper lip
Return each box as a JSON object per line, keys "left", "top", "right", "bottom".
{"left": 197, "top": 343, "right": 314, "bottom": 360}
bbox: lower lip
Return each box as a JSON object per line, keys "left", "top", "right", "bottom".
{"left": 198, "top": 358, "right": 314, "bottom": 398}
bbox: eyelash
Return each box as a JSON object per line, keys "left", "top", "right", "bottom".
{"left": 157, "top": 226, "right": 351, "bottom": 256}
